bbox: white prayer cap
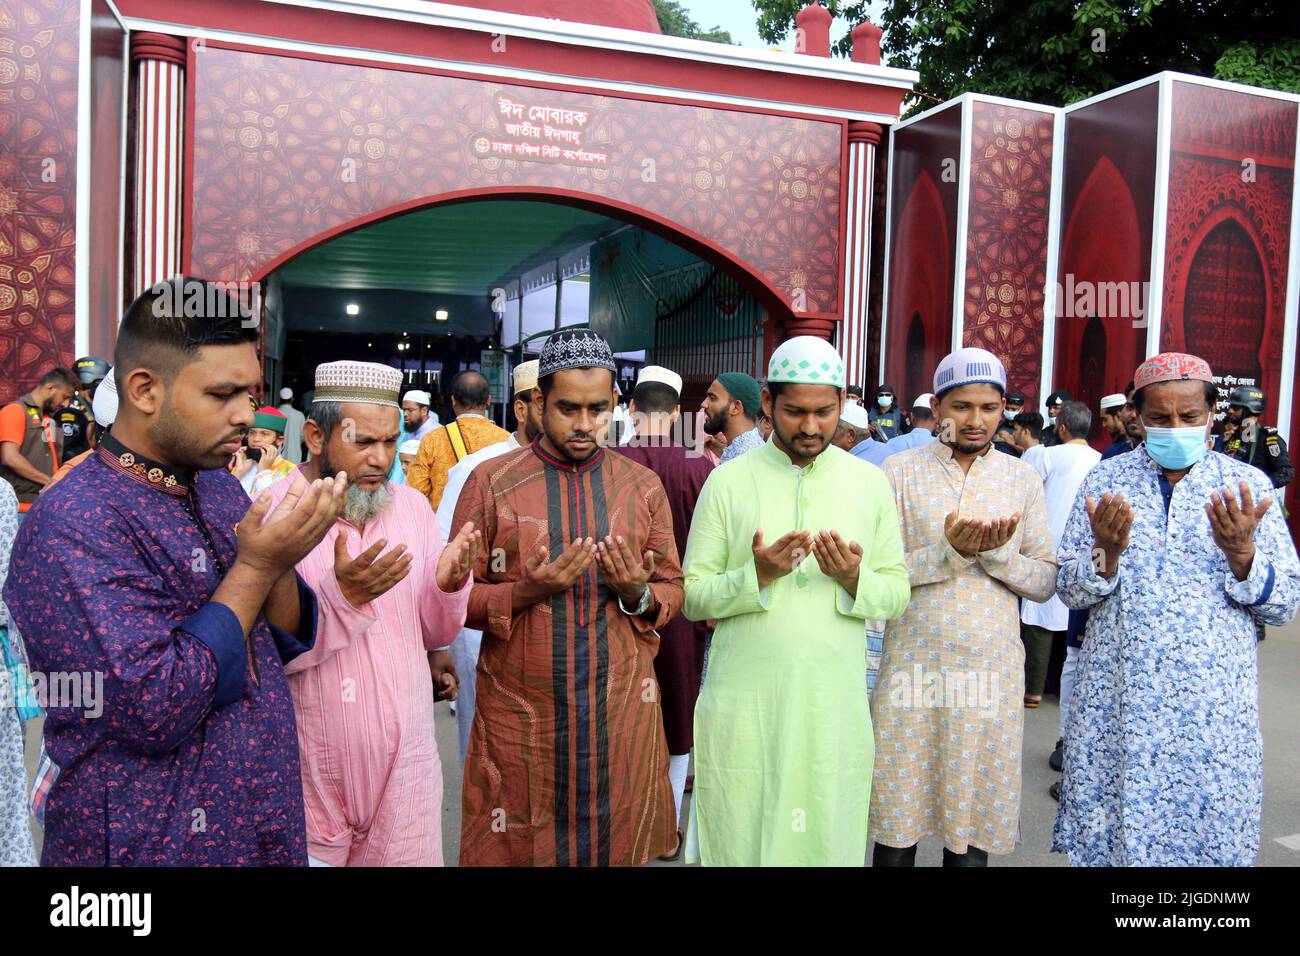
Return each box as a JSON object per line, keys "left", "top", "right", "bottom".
{"left": 92, "top": 368, "right": 118, "bottom": 428}
{"left": 933, "top": 347, "right": 1006, "bottom": 397}
{"left": 403, "top": 389, "right": 431, "bottom": 407}
{"left": 767, "top": 336, "right": 845, "bottom": 388}
{"left": 912, "top": 392, "right": 935, "bottom": 409}
{"left": 839, "top": 400, "right": 871, "bottom": 431}
{"left": 636, "top": 365, "right": 682, "bottom": 398}
{"left": 399, "top": 439, "right": 422, "bottom": 457}
{"left": 314, "top": 361, "right": 403, "bottom": 408}
{"left": 279, "top": 386, "right": 293, "bottom": 401}
{"left": 513, "top": 360, "right": 539, "bottom": 395}
{"left": 1099, "top": 393, "right": 1126, "bottom": 411}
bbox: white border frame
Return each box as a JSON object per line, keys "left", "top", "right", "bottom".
{"left": 257, "top": 0, "right": 918, "bottom": 88}
{"left": 950, "top": 96, "right": 972, "bottom": 350}
{"left": 1061, "top": 73, "right": 1162, "bottom": 114}
{"left": 878, "top": 96, "right": 967, "bottom": 382}
{"left": 1277, "top": 102, "right": 1300, "bottom": 438}
{"left": 1164, "top": 71, "right": 1300, "bottom": 106}
{"left": 1040, "top": 104, "right": 1066, "bottom": 406}
{"left": 877, "top": 124, "right": 896, "bottom": 384}
{"left": 1145, "top": 74, "right": 1173, "bottom": 355}
{"left": 113, "top": 0, "right": 127, "bottom": 339}
{"left": 75, "top": 0, "right": 129, "bottom": 357}
{"left": 116, "top": 10, "right": 914, "bottom": 125}
{"left": 74, "top": 0, "right": 92, "bottom": 357}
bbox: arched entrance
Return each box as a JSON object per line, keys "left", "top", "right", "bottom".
{"left": 255, "top": 191, "right": 786, "bottom": 415}
{"left": 1182, "top": 217, "right": 1267, "bottom": 389}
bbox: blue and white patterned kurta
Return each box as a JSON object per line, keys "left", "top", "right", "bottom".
{"left": 0, "top": 480, "right": 37, "bottom": 866}
{"left": 1052, "top": 446, "right": 1300, "bottom": 866}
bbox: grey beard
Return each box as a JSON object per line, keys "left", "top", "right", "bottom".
{"left": 344, "top": 481, "right": 392, "bottom": 525}
{"left": 317, "top": 447, "right": 393, "bottom": 524}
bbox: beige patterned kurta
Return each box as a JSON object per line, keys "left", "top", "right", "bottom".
{"left": 871, "top": 441, "right": 1057, "bottom": 855}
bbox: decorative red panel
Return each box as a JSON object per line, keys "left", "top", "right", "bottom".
{"left": 883, "top": 104, "right": 960, "bottom": 405}
{"left": 961, "top": 101, "right": 1054, "bottom": 397}
{"left": 1160, "top": 80, "right": 1297, "bottom": 423}
{"left": 187, "top": 45, "right": 844, "bottom": 315}
{"left": 0, "top": 0, "right": 80, "bottom": 405}
{"left": 1053, "top": 83, "right": 1159, "bottom": 429}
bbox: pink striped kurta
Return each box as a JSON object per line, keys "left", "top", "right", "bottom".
{"left": 267, "top": 476, "right": 470, "bottom": 866}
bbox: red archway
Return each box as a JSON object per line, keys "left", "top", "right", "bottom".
{"left": 884, "top": 169, "right": 950, "bottom": 395}
{"left": 1054, "top": 156, "right": 1146, "bottom": 404}
{"left": 249, "top": 186, "right": 796, "bottom": 324}
{"left": 1172, "top": 207, "right": 1275, "bottom": 401}
{"left": 250, "top": 186, "right": 797, "bottom": 386}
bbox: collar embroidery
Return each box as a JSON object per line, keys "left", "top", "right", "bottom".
{"left": 97, "top": 432, "right": 194, "bottom": 496}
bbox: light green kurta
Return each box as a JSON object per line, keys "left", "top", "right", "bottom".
{"left": 681, "top": 437, "right": 910, "bottom": 865}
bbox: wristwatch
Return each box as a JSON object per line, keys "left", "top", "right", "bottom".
{"left": 619, "top": 584, "right": 653, "bottom": 617}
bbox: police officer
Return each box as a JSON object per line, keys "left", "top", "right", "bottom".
{"left": 1041, "top": 389, "right": 1070, "bottom": 447}
{"left": 55, "top": 356, "right": 109, "bottom": 459}
{"left": 1221, "top": 385, "right": 1293, "bottom": 488}
{"left": 870, "top": 384, "right": 906, "bottom": 441}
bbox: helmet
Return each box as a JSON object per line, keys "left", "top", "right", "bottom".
{"left": 1227, "top": 385, "right": 1265, "bottom": 415}
{"left": 75, "top": 356, "right": 110, "bottom": 386}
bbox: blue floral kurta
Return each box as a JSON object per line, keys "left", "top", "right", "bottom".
{"left": 0, "top": 480, "right": 37, "bottom": 866}
{"left": 1053, "top": 446, "right": 1300, "bottom": 866}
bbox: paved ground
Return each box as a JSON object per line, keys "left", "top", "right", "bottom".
{"left": 25, "top": 618, "right": 1300, "bottom": 866}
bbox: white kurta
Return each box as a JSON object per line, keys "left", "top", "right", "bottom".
{"left": 1020, "top": 442, "right": 1101, "bottom": 631}
{"left": 435, "top": 433, "right": 520, "bottom": 765}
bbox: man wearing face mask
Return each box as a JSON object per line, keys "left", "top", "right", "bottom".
{"left": 1041, "top": 390, "right": 1069, "bottom": 447}
{"left": 870, "top": 385, "right": 905, "bottom": 442}
{"left": 1053, "top": 352, "right": 1300, "bottom": 866}
{"left": 994, "top": 389, "right": 1026, "bottom": 455}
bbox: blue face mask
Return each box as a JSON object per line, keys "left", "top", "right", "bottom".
{"left": 877, "top": 396, "right": 891, "bottom": 409}
{"left": 1143, "top": 422, "right": 1210, "bottom": 470}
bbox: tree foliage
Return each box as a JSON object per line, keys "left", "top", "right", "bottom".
{"left": 749, "top": 1, "right": 1298, "bottom": 113}
{"left": 653, "top": 0, "right": 735, "bottom": 44}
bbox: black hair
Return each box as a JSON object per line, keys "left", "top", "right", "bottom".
{"left": 1056, "top": 400, "right": 1092, "bottom": 439}
{"left": 1012, "top": 411, "right": 1044, "bottom": 440}
{"left": 114, "top": 277, "right": 258, "bottom": 386}
{"left": 1132, "top": 381, "right": 1217, "bottom": 414}
{"left": 40, "top": 367, "right": 79, "bottom": 389}
{"left": 632, "top": 381, "right": 679, "bottom": 414}
{"left": 451, "top": 371, "right": 491, "bottom": 409}
{"left": 910, "top": 405, "right": 935, "bottom": 423}
{"left": 513, "top": 389, "right": 533, "bottom": 405}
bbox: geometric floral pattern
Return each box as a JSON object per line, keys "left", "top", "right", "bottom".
{"left": 189, "top": 45, "right": 844, "bottom": 315}
{"left": 0, "top": 0, "right": 79, "bottom": 405}
{"left": 1160, "top": 81, "right": 1296, "bottom": 410}
{"left": 962, "top": 101, "right": 1054, "bottom": 395}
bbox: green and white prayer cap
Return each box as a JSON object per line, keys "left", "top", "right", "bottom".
{"left": 766, "top": 336, "right": 846, "bottom": 389}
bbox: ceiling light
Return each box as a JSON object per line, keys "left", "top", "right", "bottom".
{"left": 346, "top": 303, "right": 360, "bottom": 316}
{"left": 435, "top": 309, "right": 449, "bottom": 322}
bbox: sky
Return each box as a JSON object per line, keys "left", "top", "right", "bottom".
{"left": 674, "top": 0, "right": 861, "bottom": 51}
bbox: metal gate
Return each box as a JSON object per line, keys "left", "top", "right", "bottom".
{"left": 652, "top": 264, "right": 764, "bottom": 407}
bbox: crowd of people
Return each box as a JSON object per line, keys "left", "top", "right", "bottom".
{"left": 0, "top": 275, "right": 1295, "bottom": 867}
